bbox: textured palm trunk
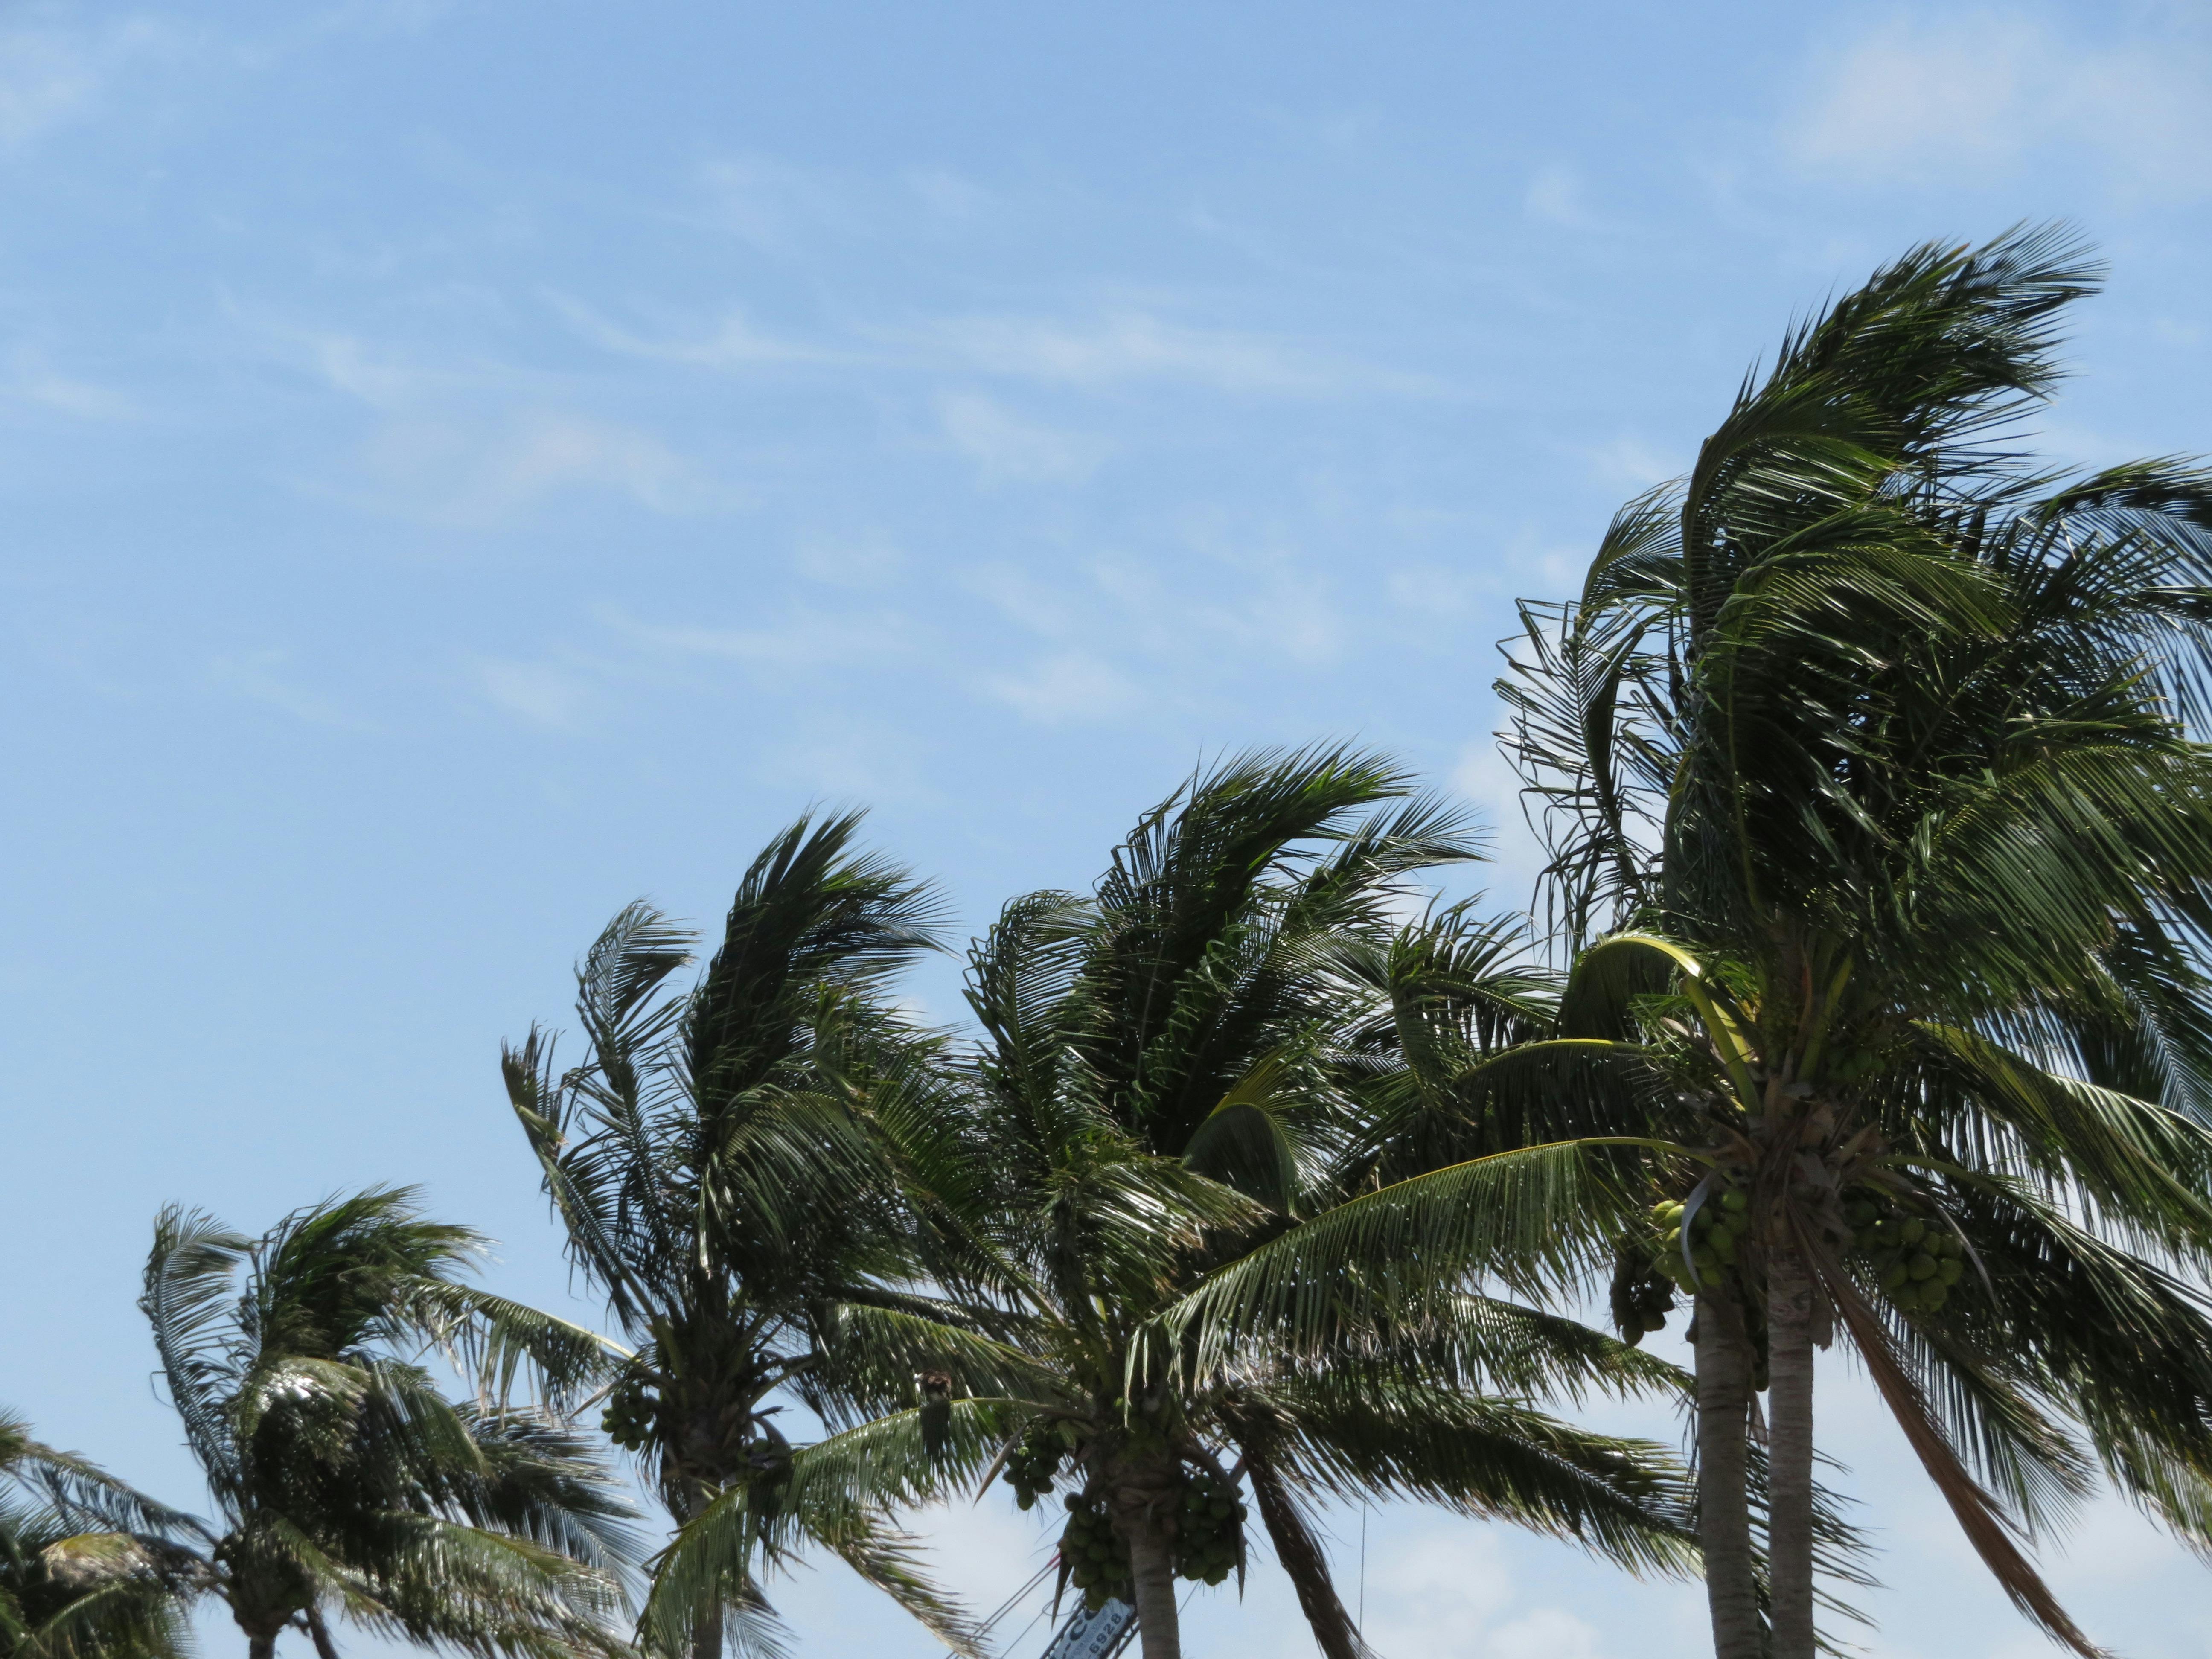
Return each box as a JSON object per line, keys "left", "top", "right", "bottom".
{"left": 1123, "top": 1513, "right": 1182, "bottom": 1659}
{"left": 247, "top": 1637, "right": 277, "bottom": 1659}
{"left": 1694, "top": 1289, "right": 1761, "bottom": 1659}
{"left": 1766, "top": 1242, "right": 1819, "bottom": 1659}
{"left": 663, "top": 1464, "right": 726, "bottom": 1659}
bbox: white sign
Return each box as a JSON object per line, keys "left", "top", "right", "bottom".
{"left": 1039, "top": 1598, "right": 1136, "bottom": 1659}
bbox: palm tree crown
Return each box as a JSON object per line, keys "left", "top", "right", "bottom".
{"left": 502, "top": 811, "right": 978, "bottom": 1655}
{"left": 0, "top": 1412, "right": 199, "bottom": 1659}
{"left": 139, "top": 1188, "right": 636, "bottom": 1659}
{"left": 1497, "top": 224, "right": 2212, "bottom": 1658}
{"left": 646, "top": 748, "right": 1707, "bottom": 1659}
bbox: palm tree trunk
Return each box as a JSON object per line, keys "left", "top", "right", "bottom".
{"left": 1122, "top": 1514, "right": 1182, "bottom": 1659}
{"left": 1767, "top": 1241, "right": 1819, "bottom": 1659}
{"left": 247, "top": 1637, "right": 276, "bottom": 1659}
{"left": 689, "top": 1613, "right": 721, "bottom": 1659}
{"left": 1694, "top": 1289, "right": 1761, "bottom": 1659}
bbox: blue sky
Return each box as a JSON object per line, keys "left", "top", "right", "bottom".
{"left": 6, "top": 1, "right": 2212, "bottom": 1655}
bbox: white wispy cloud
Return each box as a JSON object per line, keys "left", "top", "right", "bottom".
{"left": 980, "top": 652, "right": 1140, "bottom": 723}
{"left": 1453, "top": 734, "right": 1547, "bottom": 899}
{"left": 936, "top": 391, "right": 1108, "bottom": 485}
{"left": 4, "top": 362, "right": 136, "bottom": 419}
{"left": 544, "top": 293, "right": 834, "bottom": 370}
{"left": 211, "top": 650, "right": 376, "bottom": 731}
{"left": 602, "top": 606, "right": 917, "bottom": 672}
{"left": 356, "top": 411, "right": 713, "bottom": 522}
{"left": 895, "top": 308, "right": 1432, "bottom": 395}
{"left": 693, "top": 154, "right": 864, "bottom": 251}
{"left": 1584, "top": 434, "right": 1679, "bottom": 489}
{"left": 0, "top": 15, "right": 180, "bottom": 151}
{"left": 1789, "top": 14, "right": 2212, "bottom": 196}
{"left": 793, "top": 533, "right": 906, "bottom": 589}
{"left": 1525, "top": 162, "right": 1603, "bottom": 230}
{"left": 227, "top": 302, "right": 519, "bottom": 409}
{"left": 905, "top": 166, "right": 992, "bottom": 221}
{"left": 474, "top": 658, "right": 592, "bottom": 728}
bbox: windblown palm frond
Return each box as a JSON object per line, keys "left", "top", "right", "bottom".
{"left": 134, "top": 1191, "right": 638, "bottom": 1659}
{"left": 503, "top": 812, "right": 991, "bottom": 1656}
{"left": 1496, "top": 223, "right": 2212, "bottom": 1659}
{"left": 647, "top": 750, "right": 1705, "bottom": 1659}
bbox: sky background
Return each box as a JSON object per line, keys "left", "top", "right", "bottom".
{"left": 6, "top": 1, "right": 2212, "bottom": 1655}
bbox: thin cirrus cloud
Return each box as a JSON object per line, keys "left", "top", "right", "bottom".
{"left": 352, "top": 410, "right": 714, "bottom": 524}
{"left": 936, "top": 390, "right": 1108, "bottom": 485}
{"left": 892, "top": 307, "right": 1433, "bottom": 395}
{"left": 552, "top": 288, "right": 1428, "bottom": 401}
{"left": 979, "top": 651, "right": 1141, "bottom": 724}
{"left": 0, "top": 14, "right": 183, "bottom": 150}
{"left": 599, "top": 605, "right": 922, "bottom": 673}
{"left": 543, "top": 292, "right": 841, "bottom": 371}
{"left": 473, "top": 657, "right": 594, "bottom": 729}
{"left": 1787, "top": 13, "right": 2212, "bottom": 196}
{"left": 211, "top": 650, "right": 379, "bottom": 732}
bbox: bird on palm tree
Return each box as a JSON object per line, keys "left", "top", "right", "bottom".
{"left": 501, "top": 812, "right": 985, "bottom": 1658}
{"left": 644, "top": 748, "right": 1708, "bottom": 1659}
{"left": 1, "top": 1411, "right": 199, "bottom": 1659}
{"left": 138, "top": 1189, "right": 638, "bottom": 1659}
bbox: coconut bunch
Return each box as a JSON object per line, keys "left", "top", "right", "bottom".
{"left": 1172, "top": 1468, "right": 1246, "bottom": 1587}
{"left": 1650, "top": 1182, "right": 1751, "bottom": 1291}
{"left": 1001, "top": 1426, "right": 1068, "bottom": 1511}
{"left": 1059, "top": 1489, "right": 1130, "bottom": 1612}
{"left": 600, "top": 1370, "right": 658, "bottom": 1452}
{"left": 1847, "top": 1195, "right": 1965, "bottom": 1314}
{"left": 1609, "top": 1240, "right": 1679, "bottom": 1346}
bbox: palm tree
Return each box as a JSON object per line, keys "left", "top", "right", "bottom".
{"left": 1, "top": 1412, "right": 197, "bottom": 1659}
{"left": 1484, "top": 225, "right": 2212, "bottom": 1658}
{"left": 139, "top": 1189, "right": 638, "bottom": 1659}
{"left": 501, "top": 812, "right": 982, "bottom": 1657}
{"left": 643, "top": 748, "right": 1706, "bottom": 1659}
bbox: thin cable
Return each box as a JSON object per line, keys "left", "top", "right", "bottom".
{"left": 980, "top": 1561, "right": 1056, "bottom": 1632}
{"left": 1358, "top": 1498, "right": 1368, "bottom": 1628}
{"left": 941, "top": 1559, "right": 1056, "bottom": 1658}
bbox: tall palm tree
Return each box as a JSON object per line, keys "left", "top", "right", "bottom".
{"left": 1, "top": 1412, "right": 197, "bottom": 1659}
{"left": 1483, "top": 225, "right": 2212, "bottom": 1658}
{"left": 501, "top": 812, "right": 981, "bottom": 1657}
{"left": 643, "top": 748, "right": 1707, "bottom": 1659}
{"left": 139, "top": 1189, "right": 637, "bottom": 1659}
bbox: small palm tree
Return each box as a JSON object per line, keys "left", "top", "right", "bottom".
{"left": 643, "top": 749, "right": 1706, "bottom": 1659}
{"left": 502, "top": 812, "right": 979, "bottom": 1657}
{"left": 1, "top": 1412, "right": 198, "bottom": 1659}
{"left": 139, "top": 1189, "right": 637, "bottom": 1659}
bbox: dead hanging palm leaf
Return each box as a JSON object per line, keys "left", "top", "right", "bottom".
{"left": 1813, "top": 1237, "right": 2103, "bottom": 1658}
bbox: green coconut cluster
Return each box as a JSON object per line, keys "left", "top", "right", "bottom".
{"left": 1060, "top": 1490, "right": 1130, "bottom": 1613}
{"left": 1848, "top": 1196, "right": 1965, "bottom": 1314}
{"left": 1650, "top": 1183, "right": 1751, "bottom": 1293}
{"left": 1611, "top": 1248, "right": 1676, "bottom": 1344}
{"left": 1002, "top": 1427, "right": 1067, "bottom": 1511}
{"left": 599, "top": 1374, "right": 657, "bottom": 1452}
{"left": 1172, "top": 1469, "right": 1246, "bottom": 1586}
